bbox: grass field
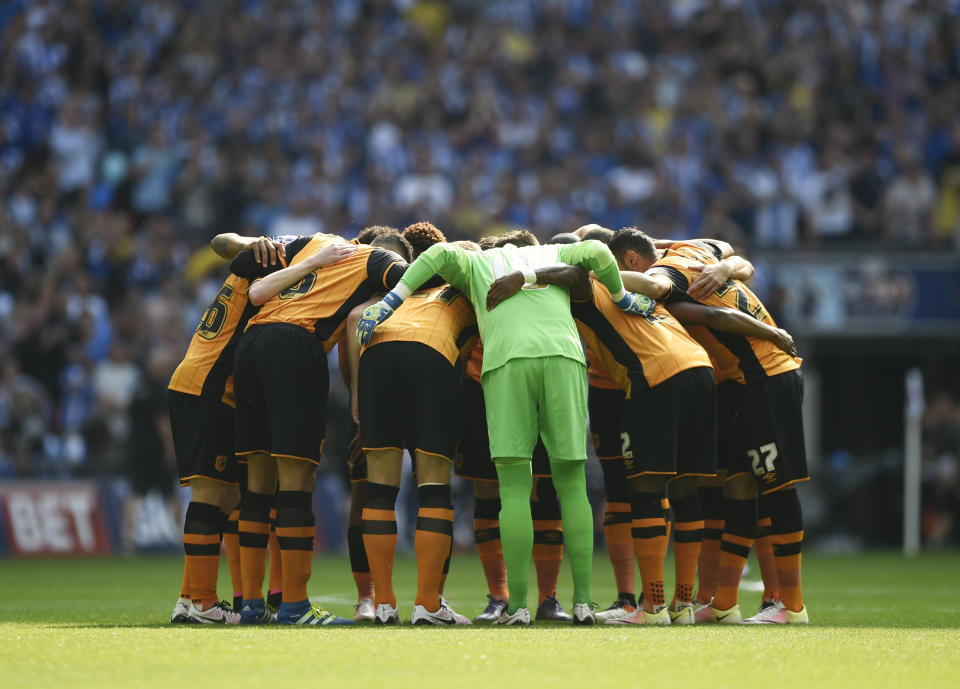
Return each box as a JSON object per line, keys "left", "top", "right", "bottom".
{"left": 1, "top": 551, "right": 959, "bottom": 689}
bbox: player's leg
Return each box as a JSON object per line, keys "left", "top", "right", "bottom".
{"left": 239, "top": 453, "right": 277, "bottom": 622}
{"left": 232, "top": 326, "right": 276, "bottom": 623}
{"left": 740, "top": 370, "right": 809, "bottom": 624}
{"left": 361, "top": 450, "right": 402, "bottom": 622}
{"left": 411, "top": 452, "right": 469, "bottom": 624}
{"left": 406, "top": 346, "right": 470, "bottom": 625}
{"left": 609, "top": 377, "right": 681, "bottom": 625}
{"left": 224, "top": 466, "right": 244, "bottom": 612}
{"left": 710, "top": 473, "right": 757, "bottom": 622}
{"left": 532, "top": 449, "right": 569, "bottom": 622}
{"left": 184, "top": 478, "right": 229, "bottom": 613}
{"left": 471, "top": 479, "right": 508, "bottom": 620}
{"left": 539, "top": 356, "right": 593, "bottom": 624}
{"left": 755, "top": 491, "right": 781, "bottom": 609}
{"left": 590, "top": 385, "right": 636, "bottom": 620}
{"left": 457, "top": 376, "right": 508, "bottom": 620}
{"left": 667, "top": 368, "right": 717, "bottom": 623}
{"left": 219, "top": 483, "right": 242, "bottom": 611}
{"left": 168, "top": 390, "right": 240, "bottom": 623}
{"left": 348, "top": 481, "right": 375, "bottom": 621}
{"left": 492, "top": 457, "right": 535, "bottom": 622}
{"left": 484, "top": 359, "right": 541, "bottom": 624}
{"left": 346, "top": 422, "right": 375, "bottom": 621}
{"left": 695, "top": 475, "right": 725, "bottom": 607}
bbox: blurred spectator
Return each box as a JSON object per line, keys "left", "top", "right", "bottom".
{"left": 0, "top": 0, "right": 958, "bottom": 488}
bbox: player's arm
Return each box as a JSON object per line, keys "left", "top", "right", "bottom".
{"left": 210, "top": 232, "right": 285, "bottom": 266}
{"left": 345, "top": 298, "right": 380, "bottom": 423}
{"left": 245, "top": 242, "right": 358, "bottom": 306}
{"left": 486, "top": 263, "right": 591, "bottom": 310}
{"left": 356, "top": 243, "right": 472, "bottom": 345}
{"left": 666, "top": 301, "right": 798, "bottom": 357}
{"left": 619, "top": 270, "right": 672, "bottom": 300}
{"left": 651, "top": 238, "right": 734, "bottom": 258}
{"left": 686, "top": 256, "right": 755, "bottom": 300}
{"left": 556, "top": 240, "right": 655, "bottom": 315}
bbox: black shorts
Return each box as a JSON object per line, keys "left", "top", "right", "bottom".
{"left": 169, "top": 390, "right": 239, "bottom": 486}
{"left": 589, "top": 385, "right": 625, "bottom": 460}
{"left": 715, "top": 380, "right": 744, "bottom": 474}
{"left": 620, "top": 367, "right": 717, "bottom": 480}
{"left": 456, "top": 376, "right": 551, "bottom": 481}
{"left": 730, "top": 369, "right": 809, "bottom": 494}
{"left": 359, "top": 341, "right": 460, "bottom": 462}
{"left": 234, "top": 323, "right": 328, "bottom": 464}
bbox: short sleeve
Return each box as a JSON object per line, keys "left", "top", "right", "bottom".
{"left": 364, "top": 247, "right": 408, "bottom": 291}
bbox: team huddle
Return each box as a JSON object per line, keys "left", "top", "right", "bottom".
{"left": 167, "top": 220, "right": 809, "bottom": 627}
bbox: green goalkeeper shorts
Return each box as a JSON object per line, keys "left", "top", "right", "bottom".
{"left": 482, "top": 355, "right": 588, "bottom": 462}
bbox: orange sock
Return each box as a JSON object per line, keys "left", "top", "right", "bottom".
{"left": 275, "top": 491, "right": 314, "bottom": 604}
{"left": 631, "top": 492, "right": 668, "bottom": 612}
{"left": 414, "top": 485, "right": 454, "bottom": 611}
{"left": 756, "top": 517, "right": 781, "bottom": 601}
{"left": 347, "top": 525, "right": 374, "bottom": 599}
{"left": 696, "top": 486, "right": 725, "bottom": 604}
{"left": 439, "top": 540, "right": 452, "bottom": 595}
{"left": 223, "top": 509, "right": 242, "bottom": 600}
{"left": 532, "top": 519, "right": 563, "bottom": 604}
{"left": 184, "top": 501, "right": 222, "bottom": 609}
{"left": 697, "top": 520, "right": 724, "bottom": 603}
{"left": 712, "top": 497, "right": 757, "bottom": 611}
{"left": 363, "top": 483, "right": 400, "bottom": 608}
{"left": 773, "top": 532, "right": 803, "bottom": 611}
{"left": 238, "top": 491, "right": 272, "bottom": 601}
{"left": 267, "top": 507, "right": 283, "bottom": 598}
{"left": 670, "top": 493, "right": 703, "bottom": 606}
{"left": 179, "top": 559, "right": 191, "bottom": 600}
{"left": 764, "top": 487, "right": 804, "bottom": 611}
{"left": 603, "top": 501, "right": 635, "bottom": 596}
{"left": 474, "top": 497, "right": 508, "bottom": 601}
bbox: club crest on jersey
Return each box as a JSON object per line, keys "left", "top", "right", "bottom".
{"left": 215, "top": 455, "right": 227, "bottom": 472}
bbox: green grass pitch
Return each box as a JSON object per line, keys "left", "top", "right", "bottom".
{"left": 1, "top": 551, "right": 958, "bottom": 689}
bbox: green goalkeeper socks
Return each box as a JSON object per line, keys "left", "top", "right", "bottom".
{"left": 549, "top": 459, "right": 593, "bottom": 606}
{"left": 493, "top": 458, "right": 533, "bottom": 614}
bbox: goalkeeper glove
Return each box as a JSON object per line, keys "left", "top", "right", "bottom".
{"left": 356, "top": 290, "right": 405, "bottom": 345}
{"left": 613, "top": 291, "right": 657, "bottom": 317}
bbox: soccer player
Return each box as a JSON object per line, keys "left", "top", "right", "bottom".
{"left": 358, "top": 231, "right": 656, "bottom": 625}
{"left": 457, "top": 339, "right": 572, "bottom": 623}
{"left": 339, "top": 225, "right": 413, "bottom": 622}
{"left": 614, "top": 228, "right": 809, "bottom": 624}
{"left": 353, "top": 267, "right": 478, "bottom": 625}
{"left": 167, "top": 233, "right": 353, "bottom": 623}
{"left": 232, "top": 232, "right": 404, "bottom": 625}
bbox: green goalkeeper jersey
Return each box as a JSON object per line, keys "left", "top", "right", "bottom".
{"left": 398, "top": 240, "right": 626, "bottom": 375}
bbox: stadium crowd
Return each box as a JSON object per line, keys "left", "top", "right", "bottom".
{"left": 1, "top": 0, "right": 959, "bottom": 538}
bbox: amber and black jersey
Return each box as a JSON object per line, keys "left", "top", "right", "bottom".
{"left": 571, "top": 278, "right": 712, "bottom": 398}
{"left": 242, "top": 234, "right": 406, "bottom": 352}
{"left": 586, "top": 348, "right": 620, "bottom": 391}
{"left": 168, "top": 236, "right": 311, "bottom": 407}
{"left": 363, "top": 283, "right": 478, "bottom": 367}
{"left": 649, "top": 241, "right": 800, "bottom": 385}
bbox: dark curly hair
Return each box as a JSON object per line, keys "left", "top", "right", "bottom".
{"left": 401, "top": 221, "right": 447, "bottom": 259}
{"left": 356, "top": 225, "right": 399, "bottom": 244}
{"left": 490, "top": 229, "right": 539, "bottom": 248}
